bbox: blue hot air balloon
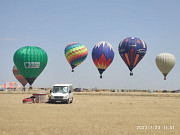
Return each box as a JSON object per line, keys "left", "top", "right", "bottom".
{"left": 92, "top": 41, "right": 114, "bottom": 78}
{"left": 118, "top": 37, "right": 147, "bottom": 76}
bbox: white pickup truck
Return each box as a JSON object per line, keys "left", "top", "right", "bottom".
{"left": 49, "top": 84, "right": 73, "bottom": 104}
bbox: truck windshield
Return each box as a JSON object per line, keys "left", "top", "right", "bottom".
{"left": 53, "top": 86, "right": 68, "bottom": 93}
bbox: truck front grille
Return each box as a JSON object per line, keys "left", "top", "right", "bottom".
{"left": 54, "top": 96, "right": 63, "bottom": 99}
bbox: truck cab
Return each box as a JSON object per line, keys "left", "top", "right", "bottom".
{"left": 49, "top": 84, "right": 73, "bottom": 104}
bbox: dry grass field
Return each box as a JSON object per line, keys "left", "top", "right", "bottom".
{"left": 0, "top": 91, "right": 179, "bottom": 135}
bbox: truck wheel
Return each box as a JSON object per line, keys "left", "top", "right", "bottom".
{"left": 70, "top": 98, "right": 73, "bottom": 103}
{"left": 66, "top": 99, "right": 70, "bottom": 104}
{"left": 49, "top": 99, "right": 54, "bottom": 104}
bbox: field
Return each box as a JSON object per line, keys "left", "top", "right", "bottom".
{"left": 0, "top": 91, "right": 179, "bottom": 135}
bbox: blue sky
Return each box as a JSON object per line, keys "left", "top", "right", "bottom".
{"left": 0, "top": 0, "right": 180, "bottom": 90}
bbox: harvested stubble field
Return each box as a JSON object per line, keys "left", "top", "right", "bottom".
{"left": 0, "top": 91, "right": 179, "bottom": 135}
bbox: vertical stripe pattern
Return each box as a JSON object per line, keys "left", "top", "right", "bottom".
{"left": 13, "top": 65, "right": 27, "bottom": 86}
{"left": 118, "top": 37, "right": 147, "bottom": 73}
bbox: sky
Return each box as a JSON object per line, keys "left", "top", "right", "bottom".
{"left": 0, "top": 0, "right": 180, "bottom": 90}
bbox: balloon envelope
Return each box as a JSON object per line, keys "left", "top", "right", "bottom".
{"left": 13, "top": 46, "right": 48, "bottom": 85}
{"left": 0, "top": 82, "right": 21, "bottom": 90}
{"left": 65, "top": 43, "right": 88, "bottom": 72}
{"left": 92, "top": 41, "right": 114, "bottom": 78}
{"left": 118, "top": 37, "right": 147, "bottom": 76}
{"left": 155, "top": 53, "right": 175, "bottom": 80}
{"left": 13, "top": 65, "right": 27, "bottom": 87}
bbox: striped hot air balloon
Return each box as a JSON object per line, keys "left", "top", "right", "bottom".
{"left": 118, "top": 37, "right": 147, "bottom": 76}
{"left": 13, "top": 65, "right": 27, "bottom": 91}
{"left": 0, "top": 82, "right": 21, "bottom": 90}
{"left": 65, "top": 43, "right": 88, "bottom": 72}
{"left": 92, "top": 41, "right": 114, "bottom": 78}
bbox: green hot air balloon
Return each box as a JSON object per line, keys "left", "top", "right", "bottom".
{"left": 13, "top": 46, "right": 48, "bottom": 89}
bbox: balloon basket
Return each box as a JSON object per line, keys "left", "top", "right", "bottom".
{"left": 130, "top": 72, "right": 133, "bottom": 76}
{"left": 29, "top": 86, "right": 32, "bottom": 91}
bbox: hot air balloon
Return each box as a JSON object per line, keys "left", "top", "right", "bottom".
{"left": 13, "top": 46, "right": 48, "bottom": 89}
{"left": 65, "top": 43, "right": 88, "bottom": 72}
{"left": 13, "top": 65, "right": 27, "bottom": 91}
{"left": 92, "top": 41, "right": 114, "bottom": 78}
{"left": 118, "top": 37, "right": 147, "bottom": 76}
{"left": 155, "top": 53, "right": 175, "bottom": 80}
{"left": 0, "top": 82, "right": 21, "bottom": 91}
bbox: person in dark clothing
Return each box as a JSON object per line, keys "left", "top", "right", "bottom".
{"left": 30, "top": 95, "right": 36, "bottom": 103}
